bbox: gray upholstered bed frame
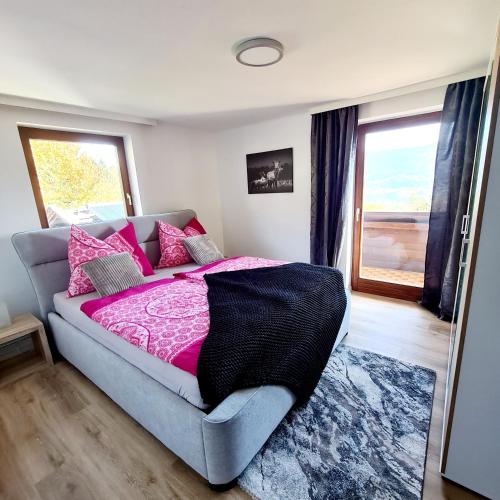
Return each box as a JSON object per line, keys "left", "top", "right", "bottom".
{"left": 12, "top": 210, "right": 350, "bottom": 489}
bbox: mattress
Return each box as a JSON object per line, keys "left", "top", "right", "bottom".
{"left": 54, "top": 263, "right": 351, "bottom": 411}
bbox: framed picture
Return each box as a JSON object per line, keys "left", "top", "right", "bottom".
{"left": 246, "top": 147, "right": 293, "bottom": 194}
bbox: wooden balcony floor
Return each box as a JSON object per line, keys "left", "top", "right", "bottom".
{"left": 361, "top": 266, "right": 424, "bottom": 287}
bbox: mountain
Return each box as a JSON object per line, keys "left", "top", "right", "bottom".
{"left": 363, "top": 145, "right": 436, "bottom": 212}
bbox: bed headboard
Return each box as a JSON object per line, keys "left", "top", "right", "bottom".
{"left": 12, "top": 209, "right": 196, "bottom": 324}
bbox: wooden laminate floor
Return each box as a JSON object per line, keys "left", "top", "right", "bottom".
{"left": 0, "top": 292, "right": 481, "bottom": 500}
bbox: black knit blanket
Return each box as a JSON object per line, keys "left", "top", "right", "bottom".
{"left": 197, "top": 263, "right": 347, "bottom": 407}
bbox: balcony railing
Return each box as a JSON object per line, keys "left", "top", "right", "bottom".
{"left": 360, "top": 211, "right": 429, "bottom": 287}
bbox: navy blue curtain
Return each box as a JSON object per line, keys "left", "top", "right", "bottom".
{"left": 422, "top": 77, "right": 484, "bottom": 319}
{"left": 310, "top": 106, "right": 358, "bottom": 267}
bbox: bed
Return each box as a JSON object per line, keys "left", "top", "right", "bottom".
{"left": 12, "top": 210, "right": 351, "bottom": 489}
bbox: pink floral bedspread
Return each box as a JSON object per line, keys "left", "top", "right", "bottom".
{"left": 80, "top": 257, "right": 286, "bottom": 375}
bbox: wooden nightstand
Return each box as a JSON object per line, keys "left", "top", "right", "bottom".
{"left": 0, "top": 314, "right": 53, "bottom": 388}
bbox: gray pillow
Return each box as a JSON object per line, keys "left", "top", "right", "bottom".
{"left": 81, "top": 252, "right": 146, "bottom": 297}
{"left": 183, "top": 235, "right": 224, "bottom": 265}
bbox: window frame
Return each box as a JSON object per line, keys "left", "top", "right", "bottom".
{"left": 351, "top": 111, "right": 442, "bottom": 301}
{"left": 18, "top": 127, "right": 135, "bottom": 228}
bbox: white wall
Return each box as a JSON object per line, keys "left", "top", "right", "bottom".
{"left": 0, "top": 105, "right": 222, "bottom": 317}
{"left": 216, "top": 113, "right": 312, "bottom": 264}
{"left": 359, "top": 85, "right": 446, "bottom": 123}
{"left": 214, "top": 86, "right": 447, "bottom": 281}
{"left": 142, "top": 123, "right": 223, "bottom": 247}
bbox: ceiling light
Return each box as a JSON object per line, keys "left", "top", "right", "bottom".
{"left": 234, "top": 38, "right": 284, "bottom": 67}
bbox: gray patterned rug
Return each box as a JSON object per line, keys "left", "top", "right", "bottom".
{"left": 238, "top": 344, "right": 436, "bottom": 500}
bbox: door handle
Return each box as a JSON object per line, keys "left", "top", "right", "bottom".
{"left": 126, "top": 193, "right": 133, "bottom": 206}
{"left": 459, "top": 238, "right": 470, "bottom": 268}
{"left": 461, "top": 214, "right": 470, "bottom": 235}
{"left": 356, "top": 207, "right": 361, "bottom": 223}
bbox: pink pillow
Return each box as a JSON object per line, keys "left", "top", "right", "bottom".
{"left": 67, "top": 225, "right": 120, "bottom": 297}
{"left": 104, "top": 222, "right": 154, "bottom": 276}
{"left": 157, "top": 220, "right": 202, "bottom": 268}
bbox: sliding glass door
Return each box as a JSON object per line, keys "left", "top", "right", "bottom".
{"left": 352, "top": 113, "right": 442, "bottom": 301}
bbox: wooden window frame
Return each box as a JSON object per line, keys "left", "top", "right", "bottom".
{"left": 351, "top": 111, "right": 442, "bottom": 302}
{"left": 18, "top": 127, "right": 135, "bottom": 228}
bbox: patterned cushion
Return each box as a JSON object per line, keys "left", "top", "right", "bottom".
{"left": 67, "top": 225, "right": 120, "bottom": 297}
{"left": 81, "top": 252, "right": 146, "bottom": 297}
{"left": 104, "top": 222, "right": 154, "bottom": 276}
{"left": 157, "top": 220, "right": 202, "bottom": 268}
{"left": 183, "top": 235, "right": 224, "bottom": 265}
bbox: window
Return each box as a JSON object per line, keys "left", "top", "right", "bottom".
{"left": 352, "top": 112, "right": 441, "bottom": 301}
{"left": 18, "top": 127, "right": 134, "bottom": 228}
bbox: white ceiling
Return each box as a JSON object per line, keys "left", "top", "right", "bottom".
{"left": 1, "top": 0, "right": 499, "bottom": 129}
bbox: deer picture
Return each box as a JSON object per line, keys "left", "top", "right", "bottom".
{"left": 266, "top": 161, "right": 284, "bottom": 191}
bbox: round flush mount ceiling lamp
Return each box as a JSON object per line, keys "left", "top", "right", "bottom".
{"left": 234, "top": 37, "right": 284, "bottom": 67}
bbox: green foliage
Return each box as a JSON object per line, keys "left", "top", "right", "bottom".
{"left": 364, "top": 188, "right": 431, "bottom": 212}
{"left": 30, "top": 140, "right": 122, "bottom": 209}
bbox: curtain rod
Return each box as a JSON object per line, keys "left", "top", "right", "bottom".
{"left": 309, "top": 66, "right": 487, "bottom": 115}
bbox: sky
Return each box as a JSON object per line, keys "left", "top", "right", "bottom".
{"left": 79, "top": 142, "right": 119, "bottom": 167}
